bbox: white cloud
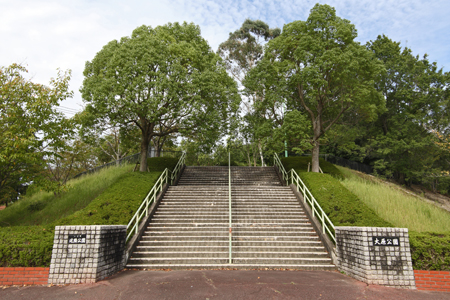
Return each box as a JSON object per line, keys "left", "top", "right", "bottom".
{"left": 1, "top": 0, "right": 449, "bottom": 113}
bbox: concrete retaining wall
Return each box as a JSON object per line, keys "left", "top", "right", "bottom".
{"left": 48, "top": 225, "right": 127, "bottom": 285}
{"left": 335, "top": 226, "right": 415, "bottom": 289}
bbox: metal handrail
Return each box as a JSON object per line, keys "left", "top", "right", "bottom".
{"left": 274, "top": 153, "right": 289, "bottom": 183}
{"left": 171, "top": 152, "right": 186, "bottom": 185}
{"left": 228, "top": 152, "right": 232, "bottom": 264}
{"left": 126, "top": 152, "right": 186, "bottom": 242}
{"left": 273, "top": 153, "right": 336, "bottom": 244}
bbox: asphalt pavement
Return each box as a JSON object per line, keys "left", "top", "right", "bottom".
{"left": 1, "top": 269, "right": 448, "bottom": 300}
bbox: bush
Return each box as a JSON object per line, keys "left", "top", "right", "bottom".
{"left": 281, "top": 157, "right": 343, "bottom": 178}
{"left": 299, "top": 172, "right": 392, "bottom": 227}
{"left": 0, "top": 158, "right": 179, "bottom": 267}
{"left": 56, "top": 171, "right": 161, "bottom": 226}
{"left": 147, "top": 157, "right": 179, "bottom": 172}
{"left": 0, "top": 226, "right": 54, "bottom": 267}
{"left": 409, "top": 231, "right": 450, "bottom": 271}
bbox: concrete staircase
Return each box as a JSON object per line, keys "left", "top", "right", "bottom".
{"left": 126, "top": 166, "right": 335, "bottom": 270}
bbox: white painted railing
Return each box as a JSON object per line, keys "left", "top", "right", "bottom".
{"left": 274, "top": 153, "right": 336, "bottom": 244}
{"left": 126, "top": 152, "right": 186, "bottom": 242}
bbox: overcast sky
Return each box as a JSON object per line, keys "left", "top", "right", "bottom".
{"left": 2, "top": 0, "right": 449, "bottom": 116}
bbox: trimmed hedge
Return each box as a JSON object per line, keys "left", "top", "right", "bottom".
{"left": 409, "top": 232, "right": 450, "bottom": 271}
{"left": 147, "top": 157, "right": 179, "bottom": 172}
{"left": 281, "top": 158, "right": 450, "bottom": 271}
{"left": 298, "top": 172, "right": 392, "bottom": 227}
{"left": 0, "top": 157, "right": 179, "bottom": 267}
{"left": 0, "top": 225, "right": 54, "bottom": 267}
{"left": 56, "top": 171, "right": 161, "bottom": 226}
{"left": 281, "top": 157, "right": 343, "bottom": 178}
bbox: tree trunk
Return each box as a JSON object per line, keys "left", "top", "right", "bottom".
{"left": 258, "top": 140, "right": 264, "bottom": 167}
{"left": 139, "top": 131, "right": 150, "bottom": 172}
{"left": 156, "top": 146, "right": 161, "bottom": 157}
{"left": 311, "top": 116, "right": 321, "bottom": 173}
{"left": 311, "top": 139, "right": 320, "bottom": 173}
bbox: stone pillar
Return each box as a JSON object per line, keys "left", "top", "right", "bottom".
{"left": 48, "top": 225, "right": 127, "bottom": 285}
{"left": 335, "top": 226, "right": 415, "bottom": 289}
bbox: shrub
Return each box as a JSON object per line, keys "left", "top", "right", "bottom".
{"left": 147, "top": 157, "right": 179, "bottom": 172}
{"left": 409, "top": 231, "right": 450, "bottom": 271}
{"left": 0, "top": 158, "right": 178, "bottom": 267}
{"left": 0, "top": 226, "right": 54, "bottom": 267}
{"left": 299, "top": 172, "right": 392, "bottom": 227}
{"left": 56, "top": 171, "right": 161, "bottom": 226}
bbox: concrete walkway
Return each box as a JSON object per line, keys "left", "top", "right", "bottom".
{"left": 1, "top": 269, "right": 448, "bottom": 300}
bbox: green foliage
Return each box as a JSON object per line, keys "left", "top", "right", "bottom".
{"left": 0, "top": 164, "right": 133, "bottom": 227}
{"left": 218, "top": 19, "right": 280, "bottom": 167}
{"left": 245, "top": 4, "right": 385, "bottom": 172}
{"left": 81, "top": 22, "right": 239, "bottom": 172}
{"left": 338, "top": 166, "right": 450, "bottom": 232}
{"left": 0, "top": 158, "right": 176, "bottom": 267}
{"left": 338, "top": 166, "right": 450, "bottom": 270}
{"left": 281, "top": 157, "right": 343, "bottom": 179}
{"left": 409, "top": 232, "right": 450, "bottom": 271}
{"left": 147, "top": 157, "right": 179, "bottom": 172}
{"left": 56, "top": 171, "right": 161, "bottom": 226}
{"left": 0, "top": 64, "right": 74, "bottom": 204}
{"left": 299, "top": 172, "right": 392, "bottom": 227}
{"left": 0, "top": 225, "right": 54, "bottom": 267}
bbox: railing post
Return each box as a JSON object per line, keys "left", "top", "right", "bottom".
{"left": 322, "top": 212, "right": 325, "bottom": 234}
{"left": 228, "top": 151, "right": 232, "bottom": 264}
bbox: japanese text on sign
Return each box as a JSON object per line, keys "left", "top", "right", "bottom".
{"left": 372, "top": 236, "right": 400, "bottom": 246}
{"left": 68, "top": 234, "right": 86, "bottom": 244}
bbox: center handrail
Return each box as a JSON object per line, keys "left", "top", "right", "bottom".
{"left": 170, "top": 152, "right": 186, "bottom": 185}
{"left": 273, "top": 153, "right": 336, "bottom": 244}
{"left": 126, "top": 152, "right": 186, "bottom": 242}
{"left": 228, "top": 152, "right": 232, "bottom": 264}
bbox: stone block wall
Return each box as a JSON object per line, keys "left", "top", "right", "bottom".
{"left": 48, "top": 225, "right": 127, "bottom": 285}
{"left": 335, "top": 226, "right": 415, "bottom": 289}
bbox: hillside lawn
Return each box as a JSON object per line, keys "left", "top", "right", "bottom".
{"left": 0, "top": 157, "right": 178, "bottom": 267}
{"left": 280, "top": 156, "right": 450, "bottom": 271}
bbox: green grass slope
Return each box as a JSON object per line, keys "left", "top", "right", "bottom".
{"left": 281, "top": 157, "right": 389, "bottom": 227}
{"left": 0, "top": 164, "right": 134, "bottom": 227}
{"left": 0, "top": 157, "right": 179, "bottom": 267}
{"left": 280, "top": 157, "right": 450, "bottom": 271}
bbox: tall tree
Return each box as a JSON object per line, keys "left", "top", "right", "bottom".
{"left": 365, "top": 35, "right": 450, "bottom": 184}
{"left": 0, "top": 64, "right": 73, "bottom": 204}
{"left": 246, "top": 4, "right": 384, "bottom": 172}
{"left": 81, "top": 22, "right": 239, "bottom": 171}
{"left": 218, "top": 19, "right": 280, "bottom": 166}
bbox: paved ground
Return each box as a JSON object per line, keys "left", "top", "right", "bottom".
{"left": 1, "top": 269, "right": 448, "bottom": 300}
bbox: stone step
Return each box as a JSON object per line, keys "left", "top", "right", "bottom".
{"left": 150, "top": 219, "right": 309, "bottom": 224}
{"left": 135, "top": 245, "right": 327, "bottom": 252}
{"left": 140, "top": 235, "right": 319, "bottom": 241}
{"left": 127, "top": 257, "right": 332, "bottom": 265}
{"left": 127, "top": 166, "right": 335, "bottom": 271}
{"left": 144, "top": 230, "right": 317, "bottom": 236}
{"left": 138, "top": 241, "right": 324, "bottom": 247}
{"left": 125, "top": 263, "right": 336, "bottom": 271}
{"left": 131, "top": 251, "right": 330, "bottom": 259}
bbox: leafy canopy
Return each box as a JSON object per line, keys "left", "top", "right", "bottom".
{"left": 81, "top": 22, "right": 239, "bottom": 171}
{"left": 0, "top": 64, "right": 73, "bottom": 204}
{"left": 245, "top": 4, "right": 384, "bottom": 171}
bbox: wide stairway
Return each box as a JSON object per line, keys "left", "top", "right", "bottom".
{"left": 126, "top": 166, "right": 335, "bottom": 270}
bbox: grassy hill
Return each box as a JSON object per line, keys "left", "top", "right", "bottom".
{"left": 280, "top": 156, "right": 450, "bottom": 271}
{"left": 0, "top": 157, "right": 179, "bottom": 267}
